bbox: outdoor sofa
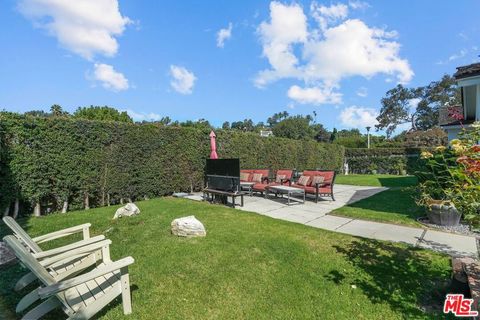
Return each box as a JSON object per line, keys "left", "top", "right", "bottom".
{"left": 290, "top": 170, "right": 336, "bottom": 202}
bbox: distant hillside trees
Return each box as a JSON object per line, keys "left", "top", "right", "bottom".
{"left": 73, "top": 106, "right": 133, "bottom": 123}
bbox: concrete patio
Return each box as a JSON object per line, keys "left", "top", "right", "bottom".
{"left": 187, "top": 184, "right": 478, "bottom": 257}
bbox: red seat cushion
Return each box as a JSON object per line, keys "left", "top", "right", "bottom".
{"left": 291, "top": 184, "right": 332, "bottom": 194}
{"left": 252, "top": 183, "right": 268, "bottom": 191}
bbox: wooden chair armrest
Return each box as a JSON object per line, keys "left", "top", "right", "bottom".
{"left": 38, "top": 257, "right": 135, "bottom": 298}
{"left": 33, "top": 223, "right": 91, "bottom": 243}
{"left": 33, "top": 235, "right": 105, "bottom": 260}
{"left": 39, "top": 239, "right": 112, "bottom": 267}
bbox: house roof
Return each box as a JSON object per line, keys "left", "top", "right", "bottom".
{"left": 454, "top": 63, "right": 480, "bottom": 80}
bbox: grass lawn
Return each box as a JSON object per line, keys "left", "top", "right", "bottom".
{"left": 0, "top": 198, "right": 452, "bottom": 319}
{"left": 335, "top": 174, "right": 418, "bottom": 188}
{"left": 333, "top": 175, "right": 423, "bottom": 227}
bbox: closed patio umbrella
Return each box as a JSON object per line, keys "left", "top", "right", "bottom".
{"left": 209, "top": 130, "right": 218, "bottom": 159}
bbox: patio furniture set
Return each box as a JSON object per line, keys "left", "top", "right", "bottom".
{"left": 240, "top": 169, "right": 336, "bottom": 206}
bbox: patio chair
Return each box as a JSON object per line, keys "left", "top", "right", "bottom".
{"left": 4, "top": 235, "right": 135, "bottom": 320}
{"left": 241, "top": 169, "right": 270, "bottom": 195}
{"left": 291, "top": 170, "right": 336, "bottom": 202}
{"left": 253, "top": 169, "right": 293, "bottom": 195}
{"left": 240, "top": 169, "right": 270, "bottom": 183}
{"left": 2, "top": 216, "right": 105, "bottom": 291}
{"left": 14, "top": 239, "right": 115, "bottom": 314}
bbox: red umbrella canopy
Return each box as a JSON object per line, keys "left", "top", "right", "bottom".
{"left": 209, "top": 130, "right": 218, "bottom": 159}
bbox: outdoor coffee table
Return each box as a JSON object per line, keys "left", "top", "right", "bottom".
{"left": 240, "top": 182, "right": 255, "bottom": 195}
{"left": 266, "top": 185, "right": 305, "bottom": 205}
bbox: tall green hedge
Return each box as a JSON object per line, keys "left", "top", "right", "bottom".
{"left": 0, "top": 113, "right": 344, "bottom": 215}
{"left": 345, "top": 148, "right": 426, "bottom": 175}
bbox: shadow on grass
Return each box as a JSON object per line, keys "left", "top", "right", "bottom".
{"left": 332, "top": 239, "right": 451, "bottom": 317}
{"left": 377, "top": 176, "right": 418, "bottom": 188}
{"left": 342, "top": 187, "right": 422, "bottom": 219}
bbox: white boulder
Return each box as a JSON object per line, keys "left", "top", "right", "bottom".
{"left": 113, "top": 203, "right": 140, "bottom": 219}
{"left": 171, "top": 216, "right": 206, "bottom": 237}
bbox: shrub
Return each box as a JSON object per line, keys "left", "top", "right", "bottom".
{"left": 415, "top": 123, "right": 480, "bottom": 225}
{"left": 0, "top": 113, "right": 344, "bottom": 215}
{"left": 345, "top": 148, "right": 427, "bottom": 174}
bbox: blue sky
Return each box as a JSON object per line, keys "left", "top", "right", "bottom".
{"left": 0, "top": 0, "right": 479, "bottom": 133}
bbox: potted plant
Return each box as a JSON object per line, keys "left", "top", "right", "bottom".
{"left": 415, "top": 123, "right": 480, "bottom": 227}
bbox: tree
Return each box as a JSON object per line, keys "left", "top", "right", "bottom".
{"left": 222, "top": 121, "right": 230, "bottom": 130}
{"left": 272, "top": 115, "right": 313, "bottom": 140}
{"left": 25, "top": 110, "right": 51, "bottom": 118}
{"left": 375, "top": 84, "right": 417, "bottom": 137}
{"left": 330, "top": 128, "right": 338, "bottom": 142}
{"left": 50, "top": 104, "right": 68, "bottom": 117}
{"left": 312, "top": 124, "right": 330, "bottom": 142}
{"left": 267, "top": 111, "right": 289, "bottom": 127}
{"left": 180, "top": 119, "right": 212, "bottom": 131}
{"left": 73, "top": 106, "right": 133, "bottom": 123}
{"left": 376, "top": 75, "right": 460, "bottom": 137}
{"left": 159, "top": 116, "right": 171, "bottom": 125}
{"left": 416, "top": 75, "right": 461, "bottom": 130}
{"left": 231, "top": 119, "right": 255, "bottom": 132}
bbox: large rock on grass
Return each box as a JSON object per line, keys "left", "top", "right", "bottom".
{"left": 113, "top": 203, "right": 140, "bottom": 219}
{"left": 171, "top": 216, "right": 206, "bottom": 237}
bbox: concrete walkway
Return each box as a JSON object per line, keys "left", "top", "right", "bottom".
{"left": 187, "top": 184, "right": 478, "bottom": 257}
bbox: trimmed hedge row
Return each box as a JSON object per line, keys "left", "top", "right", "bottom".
{"left": 345, "top": 148, "right": 425, "bottom": 175}
{"left": 345, "top": 147, "right": 432, "bottom": 157}
{"left": 0, "top": 113, "right": 344, "bottom": 215}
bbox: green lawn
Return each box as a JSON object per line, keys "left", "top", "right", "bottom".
{"left": 333, "top": 174, "right": 423, "bottom": 227}
{"left": 1, "top": 198, "right": 451, "bottom": 319}
{"left": 335, "top": 174, "right": 418, "bottom": 188}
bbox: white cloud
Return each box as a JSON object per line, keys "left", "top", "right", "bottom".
{"left": 349, "top": 1, "right": 370, "bottom": 10}
{"left": 216, "top": 23, "right": 233, "bottom": 48}
{"left": 124, "top": 109, "right": 162, "bottom": 121}
{"left": 255, "top": 1, "right": 307, "bottom": 87}
{"left": 255, "top": 2, "right": 413, "bottom": 105}
{"left": 356, "top": 86, "right": 368, "bottom": 97}
{"left": 18, "top": 0, "right": 131, "bottom": 60}
{"left": 436, "top": 48, "right": 469, "bottom": 65}
{"left": 287, "top": 85, "right": 342, "bottom": 105}
{"left": 169, "top": 65, "right": 197, "bottom": 95}
{"left": 311, "top": 2, "right": 348, "bottom": 31}
{"left": 339, "top": 105, "right": 378, "bottom": 128}
{"left": 449, "top": 49, "right": 468, "bottom": 61}
{"left": 92, "top": 63, "right": 129, "bottom": 91}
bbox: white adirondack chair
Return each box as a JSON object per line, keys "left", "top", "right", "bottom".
{"left": 4, "top": 235, "right": 135, "bottom": 320}
{"left": 15, "top": 238, "right": 115, "bottom": 314}
{"left": 2, "top": 216, "right": 106, "bottom": 291}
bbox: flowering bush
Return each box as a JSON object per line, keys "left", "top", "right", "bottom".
{"left": 416, "top": 122, "right": 480, "bottom": 225}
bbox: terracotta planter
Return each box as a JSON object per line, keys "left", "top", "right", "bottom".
{"left": 427, "top": 202, "right": 461, "bottom": 226}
